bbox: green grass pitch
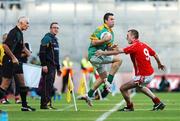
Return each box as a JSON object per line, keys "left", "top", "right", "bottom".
{"left": 0, "top": 92, "right": 180, "bottom": 121}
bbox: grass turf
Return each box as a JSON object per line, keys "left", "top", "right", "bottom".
{"left": 0, "top": 92, "right": 180, "bottom": 121}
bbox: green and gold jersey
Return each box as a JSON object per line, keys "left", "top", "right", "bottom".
{"left": 88, "top": 24, "right": 114, "bottom": 60}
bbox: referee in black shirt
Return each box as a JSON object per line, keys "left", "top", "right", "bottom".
{"left": 0, "top": 16, "right": 35, "bottom": 111}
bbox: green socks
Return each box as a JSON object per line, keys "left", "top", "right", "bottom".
{"left": 107, "top": 74, "right": 114, "bottom": 84}
{"left": 87, "top": 74, "right": 114, "bottom": 98}
{"left": 88, "top": 89, "right": 95, "bottom": 97}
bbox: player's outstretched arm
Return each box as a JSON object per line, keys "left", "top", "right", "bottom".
{"left": 153, "top": 54, "right": 166, "bottom": 71}
{"left": 107, "top": 44, "right": 118, "bottom": 50}
{"left": 95, "top": 48, "right": 124, "bottom": 57}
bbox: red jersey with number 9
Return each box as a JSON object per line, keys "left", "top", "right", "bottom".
{"left": 123, "top": 40, "right": 156, "bottom": 76}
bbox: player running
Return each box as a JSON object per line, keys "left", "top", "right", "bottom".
{"left": 82, "top": 13, "right": 122, "bottom": 106}
{"left": 96, "top": 29, "right": 166, "bottom": 111}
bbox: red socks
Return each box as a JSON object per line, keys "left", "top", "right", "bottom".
{"left": 127, "top": 102, "right": 134, "bottom": 109}
{"left": 152, "top": 97, "right": 161, "bottom": 104}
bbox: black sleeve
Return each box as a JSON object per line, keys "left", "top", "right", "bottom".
{"left": 4, "top": 29, "right": 17, "bottom": 51}
{"left": 54, "top": 45, "right": 60, "bottom": 71}
{"left": 56, "top": 54, "right": 60, "bottom": 71}
{"left": 39, "top": 35, "right": 51, "bottom": 66}
{"left": 39, "top": 45, "right": 47, "bottom": 66}
{"left": 56, "top": 64, "right": 60, "bottom": 71}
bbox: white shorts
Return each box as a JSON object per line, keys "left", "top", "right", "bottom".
{"left": 133, "top": 73, "right": 154, "bottom": 86}
{"left": 90, "top": 55, "right": 114, "bottom": 74}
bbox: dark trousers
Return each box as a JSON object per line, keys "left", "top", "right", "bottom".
{"left": 61, "top": 69, "right": 70, "bottom": 93}
{"left": 39, "top": 64, "right": 56, "bottom": 107}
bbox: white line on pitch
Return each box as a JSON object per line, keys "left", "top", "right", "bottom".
{"left": 56, "top": 105, "right": 74, "bottom": 111}
{"left": 96, "top": 93, "right": 136, "bottom": 121}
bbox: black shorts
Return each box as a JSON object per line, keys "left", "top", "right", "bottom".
{"left": 2, "top": 60, "right": 23, "bottom": 79}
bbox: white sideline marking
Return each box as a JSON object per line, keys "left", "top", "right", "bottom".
{"left": 57, "top": 105, "right": 74, "bottom": 111}
{"left": 96, "top": 93, "right": 136, "bottom": 121}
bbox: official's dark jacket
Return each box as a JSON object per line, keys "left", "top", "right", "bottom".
{"left": 39, "top": 33, "right": 60, "bottom": 70}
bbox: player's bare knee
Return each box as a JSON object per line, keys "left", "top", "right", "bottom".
{"left": 0, "top": 85, "right": 8, "bottom": 91}
{"left": 99, "top": 79, "right": 105, "bottom": 83}
{"left": 114, "top": 58, "right": 122, "bottom": 67}
{"left": 1, "top": 79, "right": 11, "bottom": 90}
{"left": 117, "top": 58, "right": 122, "bottom": 66}
{"left": 99, "top": 71, "right": 107, "bottom": 79}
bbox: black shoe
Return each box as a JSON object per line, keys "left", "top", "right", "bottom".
{"left": 118, "top": 107, "right": 134, "bottom": 112}
{"left": 21, "top": 105, "right": 36, "bottom": 111}
{"left": 152, "top": 102, "right": 166, "bottom": 111}
{"left": 101, "top": 85, "right": 110, "bottom": 98}
{"left": 40, "top": 105, "right": 57, "bottom": 110}
{"left": 40, "top": 105, "right": 49, "bottom": 109}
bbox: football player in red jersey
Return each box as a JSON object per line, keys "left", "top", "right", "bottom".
{"left": 95, "top": 29, "right": 166, "bottom": 111}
